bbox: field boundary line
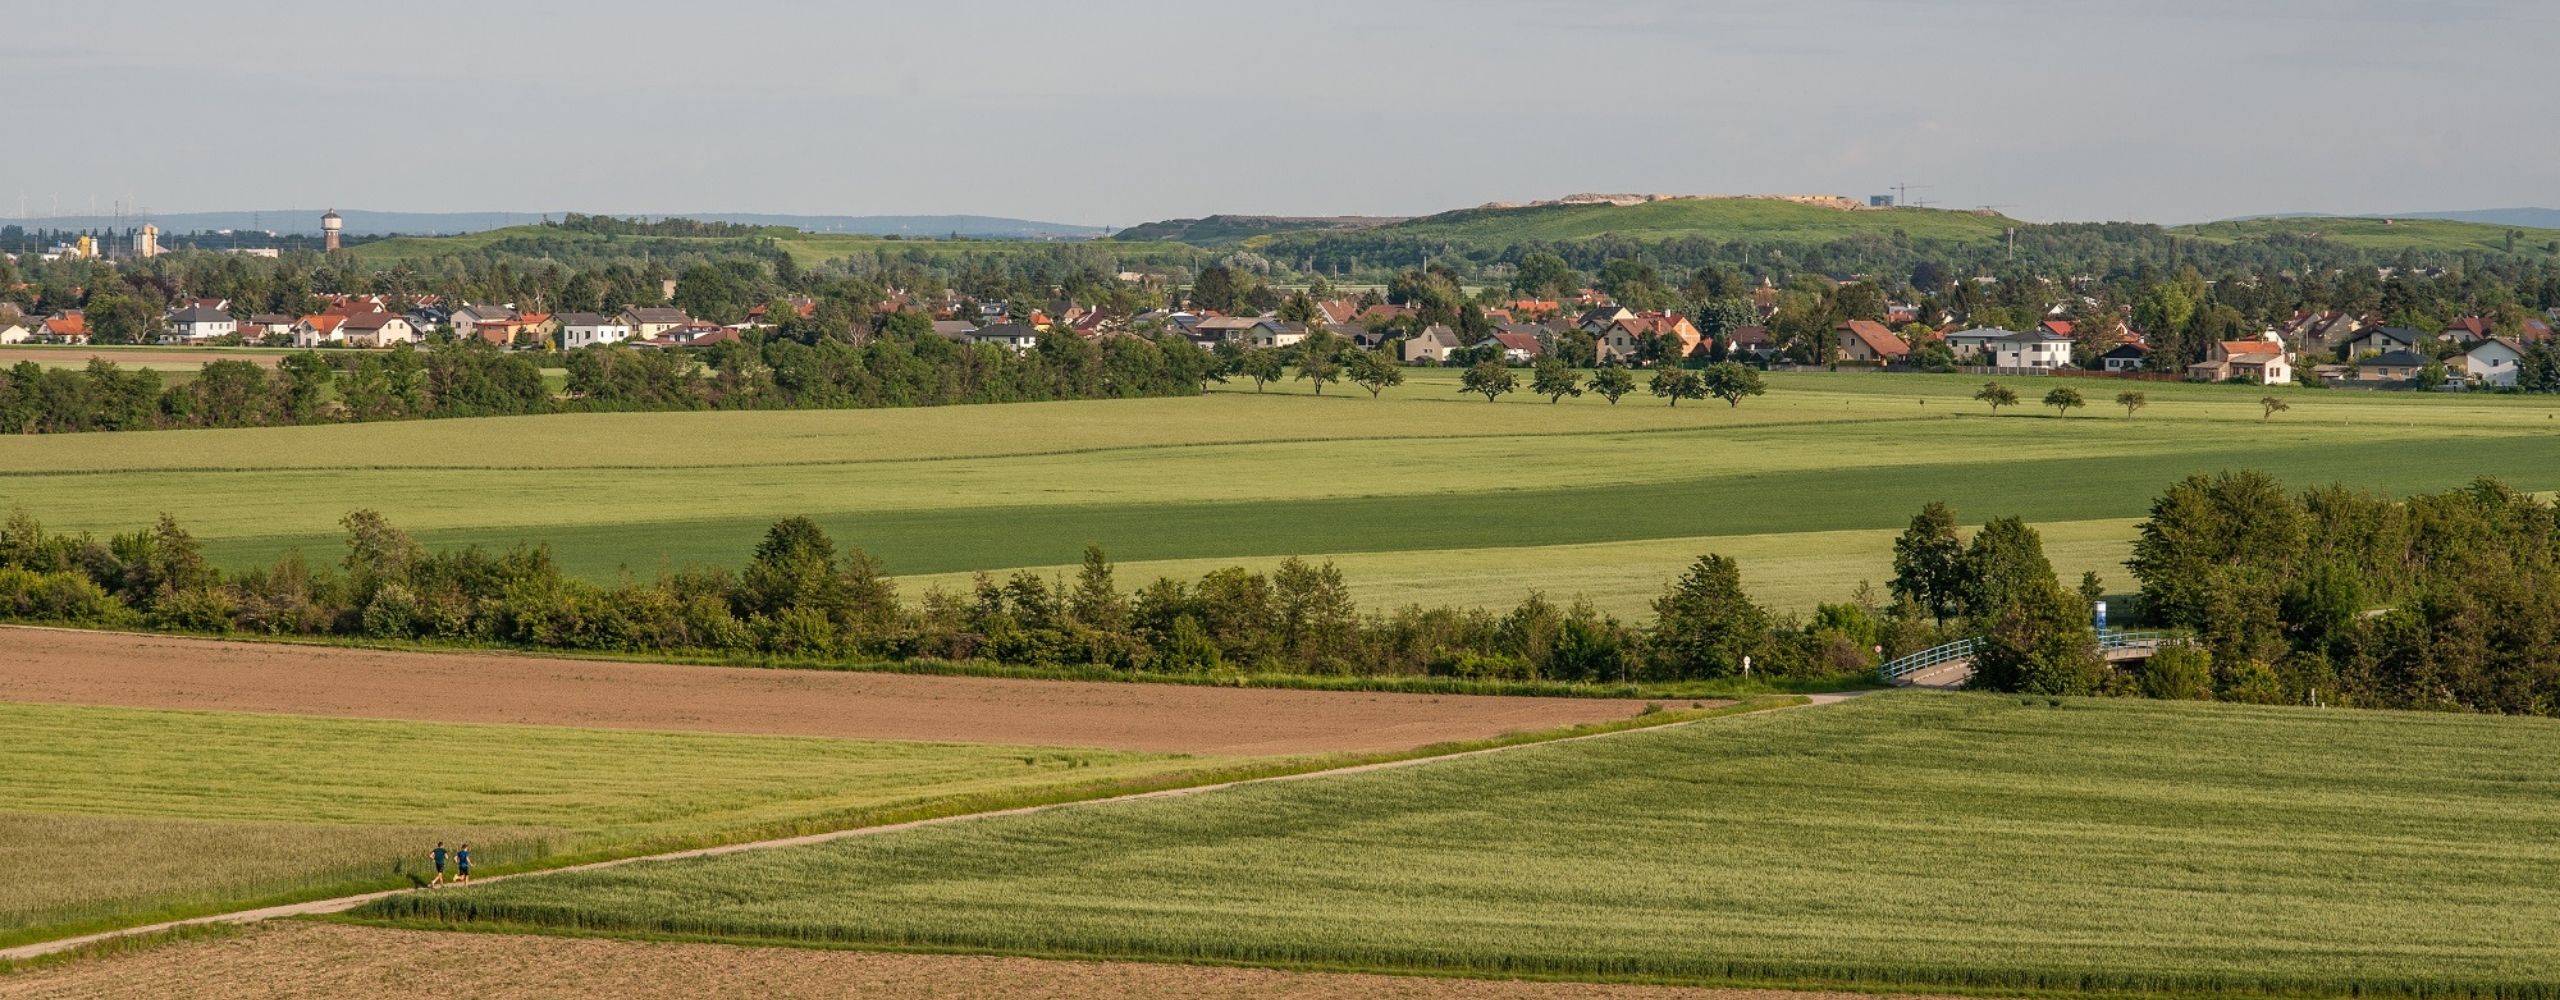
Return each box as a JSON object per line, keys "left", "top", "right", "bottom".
{"left": 0, "top": 693, "right": 1850, "bottom": 964}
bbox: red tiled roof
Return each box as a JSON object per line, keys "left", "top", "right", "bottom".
{"left": 1838, "top": 319, "right": 1908, "bottom": 357}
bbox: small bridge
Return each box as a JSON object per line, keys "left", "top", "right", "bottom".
{"left": 1879, "top": 631, "right": 2179, "bottom": 688}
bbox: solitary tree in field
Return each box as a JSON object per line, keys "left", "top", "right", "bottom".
{"left": 2116, "top": 390, "right": 2147, "bottom": 418}
{"left": 1294, "top": 348, "right": 1342, "bottom": 395}
{"left": 1589, "top": 365, "right": 1636, "bottom": 404}
{"left": 1530, "top": 356, "right": 1583, "bottom": 402}
{"left": 2260, "top": 395, "right": 2290, "bottom": 421}
{"left": 1236, "top": 347, "right": 1286, "bottom": 392}
{"left": 1701, "top": 361, "right": 1765, "bottom": 407}
{"left": 1890, "top": 500, "right": 1966, "bottom": 627}
{"left": 1650, "top": 367, "right": 1706, "bottom": 406}
{"left": 2042, "top": 386, "right": 2084, "bottom": 417}
{"left": 1459, "top": 359, "right": 1516, "bottom": 402}
{"left": 1343, "top": 351, "right": 1404, "bottom": 400}
{"left": 1975, "top": 381, "right": 2019, "bottom": 413}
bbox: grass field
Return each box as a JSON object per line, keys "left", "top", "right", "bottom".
{"left": 8, "top": 370, "right": 2560, "bottom": 615}
{"left": 0, "top": 701, "right": 1211, "bottom": 947}
{"left": 2175, "top": 215, "right": 2560, "bottom": 255}
{"left": 1340, "top": 200, "right": 2016, "bottom": 249}
{"left": 361, "top": 692, "right": 2560, "bottom": 997}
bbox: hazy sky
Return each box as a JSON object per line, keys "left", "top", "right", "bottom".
{"left": 8, "top": 0, "right": 2553, "bottom": 225}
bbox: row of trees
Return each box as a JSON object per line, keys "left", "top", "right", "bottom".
{"left": 0, "top": 511, "right": 1906, "bottom": 686}
{"left": 0, "top": 327, "right": 1219, "bottom": 434}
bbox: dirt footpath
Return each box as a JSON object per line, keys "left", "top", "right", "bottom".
{"left": 0, "top": 922, "right": 1962, "bottom": 1000}
{"left": 0, "top": 628, "right": 1676, "bottom": 754}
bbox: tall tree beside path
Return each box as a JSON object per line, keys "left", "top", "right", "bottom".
{"left": 1589, "top": 366, "right": 1636, "bottom": 405}
{"left": 1975, "top": 381, "right": 2019, "bottom": 414}
{"left": 1459, "top": 359, "right": 1516, "bottom": 402}
{"left": 1700, "top": 362, "right": 1765, "bottom": 407}
{"left": 1649, "top": 368, "right": 1706, "bottom": 406}
{"left": 1343, "top": 351, "right": 1403, "bottom": 400}
{"left": 1530, "top": 356, "right": 1583, "bottom": 402}
{"left": 2042, "top": 386, "right": 2085, "bottom": 417}
{"left": 2116, "top": 390, "right": 2147, "bottom": 418}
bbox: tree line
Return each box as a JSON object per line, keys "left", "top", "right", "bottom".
{"left": 0, "top": 326, "right": 1221, "bottom": 434}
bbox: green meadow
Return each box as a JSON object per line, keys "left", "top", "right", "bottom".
{"left": 8, "top": 370, "right": 2560, "bottom": 614}
{"left": 363, "top": 692, "right": 2560, "bottom": 998}
{"left": 0, "top": 702, "right": 1208, "bottom": 948}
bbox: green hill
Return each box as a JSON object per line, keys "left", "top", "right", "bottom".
{"left": 1112, "top": 214, "right": 1405, "bottom": 247}
{"left": 2174, "top": 216, "right": 2560, "bottom": 255}
{"left": 1358, "top": 198, "right": 2020, "bottom": 247}
{"left": 346, "top": 226, "right": 1201, "bottom": 268}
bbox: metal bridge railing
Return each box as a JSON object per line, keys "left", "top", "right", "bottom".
{"left": 1877, "top": 630, "right": 2179, "bottom": 683}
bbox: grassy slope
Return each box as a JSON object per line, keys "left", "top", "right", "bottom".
{"left": 0, "top": 702, "right": 1201, "bottom": 947}
{"left": 344, "top": 225, "right": 1198, "bottom": 269}
{"left": 362, "top": 693, "right": 2560, "bottom": 997}
{"left": 1365, "top": 199, "right": 2015, "bottom": 247}
{"left": 9, "top": 371, "right": 2560, "bottom": 613}
{"left": 2175, "top": 216, "right": 2560, "bottom": 254}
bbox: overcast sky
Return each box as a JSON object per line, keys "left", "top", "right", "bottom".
{"left": 7, "top": 0, "right": 2553, "bottom": 226}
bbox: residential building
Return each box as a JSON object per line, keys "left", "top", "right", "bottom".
{"left": 1488, "top": 331, "right": 1545, "bottom": 363}
{"left": 1991, "top": 329, "right": 2072, "bottom": 371}
{"left": 1835, "top": 320, "right": 1909, "bottom": 363}
{"left": 1575, "top": 306, "right": 1635, "bottom": 334}
{"left": 290, "top": 314, "right": 348, "bottom": 347}
{"left": 2461, "top": 337, "right": 2526, "bottom": 387}
{"left": 618, "top": 306, "right": 693, "bottom": 340}
{"left": 450, "top": 303, "right": 518, "bottom": 343}
{"left": 41, "top": 312, "right": 90, "bottom": 344}
{"left": 339, "top": 312, "right": 418, "bottom": 348}
{"left": 2096, "top": 342, "right": 2150, "bottom": 372}
{"left": 244, "top": 314, "right": 298, "bottom": 340}
{"left": 559, "top": 312, "right": 633, "bottom": 349}
{"left": 2343, "top": 326, "right": 2424, "bottom": 358}
{"left": 1940, "top": 327, "right": 2012, "bottom": 361}
{"left": 1335, "top": 323, "right": 1385, "bottom": 350}
{"left": 1247, "top": 321, "right": 1309, "bottom": 350}
{"left": 2187, "top": 338, "right": 2293, "bottom": 384}
{"left": 2443, "top": 317, "right": 2495, "bottom": 344}
{"left": 0, "top": 322, "right": 30, "bottom": 345}
{"left": 166, "top": 305, "right": 238, "bottom": 343}
{"left": 2359, "top": 349, "right": 2431, "bottom": 383}
{"left": 1402, "top": 325, "right": 1464, "bottom": 364}
{"left": 966, "top": 323, "right": 1043, "bottom": 352}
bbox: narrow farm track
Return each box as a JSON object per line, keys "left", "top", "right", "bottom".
{"left": 0, "top": 694, "right": 1840, "bottom": 964}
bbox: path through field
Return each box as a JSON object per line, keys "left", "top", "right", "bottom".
{"left": 0, "top": 921, "right": 1965, "bottom": 1000}
{"left": 0, "top": 626, "right": 1663, "bottom": 754}
{"left": 0, "top": 695, "right": 1817, "bottom": 964}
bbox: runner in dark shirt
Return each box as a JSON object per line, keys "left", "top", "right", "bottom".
{"left": 429, "top": 842, "right": 448, "bottom": 887}
{"left": 455, "top": 844, "right": 472, "bottom": 883}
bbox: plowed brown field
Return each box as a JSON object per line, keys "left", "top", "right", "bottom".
{"left": 0, "top": 922, "right": 1961, "bottom": 1000}
{"left": 0, "top": 628, "right": 1675, "bottom": 754}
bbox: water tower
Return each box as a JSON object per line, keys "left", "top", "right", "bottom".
{"left": 138, "top": 224, "right": 161, "bottom": 258}
{"left": 322, "top": 209, "right": 343, "bottom": 251}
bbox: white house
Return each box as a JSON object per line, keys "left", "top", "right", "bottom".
{"left": 558, "top": 312, "right": 633, "bottom": 349}
{"left": 618, "top": 306, "right": 692, "bottom": 341}
{"left": 1941, "top": 327, "right": 2012, "bottom": 361}
{"left": 450, "top": 303, "right": 518, "bottom": 343}
{"left": 966, "top": 323, "right": 1043, "bottom": 352}
{"left": 2461, "top": 337, "right": 2526, "bottom": 387}
{"left": 290, "top": 314, "right": 348, "bottom": 347}
{"left": 1401, "top": 325, "right": 1464, "bottom": 364}
{"left": 165, "top": 305, "right": 237, "bottom": 343}
{"left": 1991, "top": 329, "right": 2073, "bottom": 371}
{"left": 339, "top": 312, "right": 419, "bottom": 348}
{"left": 0, "top": 322, "right": 30, "bottom": 345}
{"left": 1247, "top": 321, "right": 1309, "bottom": 350}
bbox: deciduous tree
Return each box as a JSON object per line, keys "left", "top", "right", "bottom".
{"left": 1459, "top": 359, "right": 1515, "bottom": 401}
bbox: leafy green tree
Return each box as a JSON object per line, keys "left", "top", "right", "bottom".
{"left": 1189, "top": 265, "right": 1240, "bottom": 313}
{"left": 1649, "top": 367, "right": 1705, "bottom": 406}
{"left": 2260, "top": 395, "right": 2289, "bottom": 421}
{"left": 1962, "top": 516, "right": 2057, "bottom": 623}
{"left": 1974, "top": 381, "right": 2018, "bottom": 413}
{"left": 1700, "top": 361, "right": 1765, "bottom": 407}
{"left": 1890, "top": 501, "right": 1966, "bottom": 627}
{"left": 1235, "top": 347, "right": 1285, "bottom": 392}
{"left": 1509, "top": 252, "right": 1579, "bottom": 300}
{"left": 1967, "top": 576, "right": 2103, "bottom": 695}
{"left": 2115, "top": 390, "right": 2146, "bottom": 418}
{"left": 1293, "top": 345, "right": 1342, "bottom": 395}
{"left": 1646, "top": 554, "right": 1769, "bottom": 678}
{"left": 1458, "top": 359, "right": 1515, "bottom": 401}
{"left": 1343, "top": 350, "right": 1403, "bottom": 399}
{"left": 1589, "top": 365, "right": 1635, "bottom": 404}
{"left": 1529, "top": 356, "right": 1582, "bottom": 402}
{"left": 2042, "top": 386, "right": 2084, "bottom": 417}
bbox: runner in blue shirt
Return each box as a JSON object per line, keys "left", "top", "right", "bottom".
{"left": 429, "top": 842, "right": 448, "bottom": 887}
{"left": 455, "top": 844, "right": 472, "bottom": 884}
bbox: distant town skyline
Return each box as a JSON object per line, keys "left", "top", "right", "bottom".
{"left": 7, "top": 0, "right": 2554, "bottom": 227}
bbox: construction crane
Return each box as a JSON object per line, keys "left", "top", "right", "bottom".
{"left": 1892, "top": 182, "right": 1933, "bottom": 208}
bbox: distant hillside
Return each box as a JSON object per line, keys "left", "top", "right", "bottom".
{"left": 1367, "top": 198, "right": 2019, "bottom": 247}
{"left": 343, "top": 225, "right": 1202, "bottom": 269}
{"left": 1, "top": 210, "right": 1104, "bottom": 239}
{"left": 2395, "top": 208, "right": 2560, "bottom": 230}
{"left": 2173, "top": 216, "right": 2560, "bottom": 255}
{"left": 1111, "top": 214, "right": 1407, "bottom": 247}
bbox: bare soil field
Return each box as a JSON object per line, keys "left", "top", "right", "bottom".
{"left": 0, "top": 347, "right": 285, "bottom": 369}
{"left": 0, "top": 922, "right": 1964, "bottom": 1000}
{"left": 0, "top": 628, "right": 1671, "bottom": 754}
